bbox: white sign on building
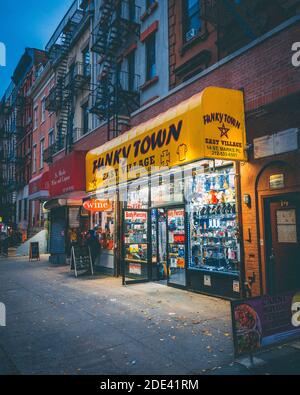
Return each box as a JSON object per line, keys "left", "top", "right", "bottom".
{"left": 0, "top": 42, "right": 6, "bottom": 67}
{"left": 0, "top": 303, "right": 6, "bottom": 327}
{"left": 254, "top": 128, "right": 298, "bottom": 159}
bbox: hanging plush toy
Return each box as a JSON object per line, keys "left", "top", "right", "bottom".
{"left": 209, "top": 190, "right": 218, "bottom": 204}
{"left": 217, "top": 191, "right": 226, "bottom": 203}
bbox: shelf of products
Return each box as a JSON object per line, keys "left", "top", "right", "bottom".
{"left": 123, "top": 211, "right": 149, "bottom": 278}
{"left": 168, "top": 209, "right": 186, "bottom": 270}
{"left": 189, "top": 165, "right": 240, "bottom": 275}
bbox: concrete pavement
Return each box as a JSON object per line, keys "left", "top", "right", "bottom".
{"left": 0, "top": 255, "right": 300, "bottom": 375}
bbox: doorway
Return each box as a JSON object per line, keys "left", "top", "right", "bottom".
{"left": 264, "top": 193, "right": 300, "bottom": 294}
{"left": 151, "top": 207, "right": 187, "bottom": 287}
{"left": 122, "top": 206, "right": 187, "bottom": 287}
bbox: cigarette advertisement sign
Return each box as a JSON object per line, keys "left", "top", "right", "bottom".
{"left": 231, "top": 291, "right": 300, "bottom": 357}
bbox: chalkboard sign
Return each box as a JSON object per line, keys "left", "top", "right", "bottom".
{"left": 70, "top": 246, "right": 94, "bottom": 278}
{"left": 29, "top": 242, "right": 40, "bottom": 261}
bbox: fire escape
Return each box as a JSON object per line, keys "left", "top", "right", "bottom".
{"left": 201, "top": 0, "right": 300, "bottom": 56}
{"left": 0, "top": 86, "right": 19, "bottom": 199}
{"left": 90, "top": 0, "right": 141, "bottom": 140}
{"left": 44, "top": 1, "right": 90, "bottom": 163}
{"left": 14, "top": 94, "right": 32, "bottom": 190}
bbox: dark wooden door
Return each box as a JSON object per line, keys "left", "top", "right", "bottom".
{"left": 266, "top": 194, "right": 300, "bottom": 294}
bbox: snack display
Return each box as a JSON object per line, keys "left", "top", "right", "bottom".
{"left": 189, "top": 165, "right": 240, "bottom": 274}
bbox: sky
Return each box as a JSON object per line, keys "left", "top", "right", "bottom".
{"left": 0, "top": 0, "right": 75, "bottom": 97}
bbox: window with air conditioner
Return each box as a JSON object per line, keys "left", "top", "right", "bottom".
{"left": 183, "top": 0, "right": 202, "bottom": 43}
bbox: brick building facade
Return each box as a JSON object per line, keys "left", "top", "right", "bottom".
{"left": 70, "top": 12, "right": 300, "bottom": 297}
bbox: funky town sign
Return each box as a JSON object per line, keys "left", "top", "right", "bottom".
{"left": 86, "top": 87, "right": 247, "bottom": 191}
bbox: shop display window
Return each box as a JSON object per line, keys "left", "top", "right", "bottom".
{"left": 124, "top": 210, "right": 149, "bottom": 280}
{"left": 126, "top": 182, "right": 149, "bottom": 209}
{"left": 151, "top": 173, "right": 184, "bottom": 206}
{"left": 167, "top": 208, "right": 186, "bottom": 286}
{"left": 91, "top": 204, "right": 115, "bottom": 252}
{"left": 188, "top": 162, "right": 240, "bottom": 275}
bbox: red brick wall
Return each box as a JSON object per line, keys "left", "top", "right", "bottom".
{"left": 240, "top": 96, "right": 300, "bottom": 296}
{"left": 132, "top": 21, "right": 300, "bottom": 127}
{"left": 73, "top": 22, "right": 300, "bottom": 155}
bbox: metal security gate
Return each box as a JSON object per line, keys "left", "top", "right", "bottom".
{"left": 49, "top": 207, "right": 67, "bottom": 264}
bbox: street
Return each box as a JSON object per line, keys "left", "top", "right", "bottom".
{"left": 0, "top": 255, "right": 300, "bottom": 375}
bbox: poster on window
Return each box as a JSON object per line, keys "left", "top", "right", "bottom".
{"left": 277, "top": 209, "right": 297, "bottom": 243}
{"left": 129, "top": 263, "right": 142, "bottom": 275}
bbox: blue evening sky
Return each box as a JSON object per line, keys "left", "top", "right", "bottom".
{"left": 0, "top": 0, "right": 74, "bottom": 97}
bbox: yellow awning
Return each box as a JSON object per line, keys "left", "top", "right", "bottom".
{"left": 86, "top": 86, "right": 247, "bottom": 192}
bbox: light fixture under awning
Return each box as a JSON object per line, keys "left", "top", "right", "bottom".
{"left": 86, "top": 86, "right": 247, "bottom": 192}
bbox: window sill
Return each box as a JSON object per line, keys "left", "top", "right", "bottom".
{"left": 140, "top": 76, "right": 159, "bottom": 92}
{"left": 180, "top": 30, "right": 209, "bottom": 57}
{"left": 140, "top": 1, "right": 158, "bottom": 22}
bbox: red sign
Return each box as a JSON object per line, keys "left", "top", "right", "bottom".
{"left": 29, "top": 171, "right": 50, "bottom": 198}
{"left": 174, "top": 234, "right": 185, "bottom": 243}
{"left": 83, "top": 200, "right": 112, "bottom": 212}
{"left": 49, "top": 151, "right": 86, "bottom": 197}
{"left": 124, "top": 211, "right": 147, "bottom": 221}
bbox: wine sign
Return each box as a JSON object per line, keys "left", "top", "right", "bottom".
{"left": 70, "top": 246, "right": 94, "bottom": 278}
{"left": 83, "top": 199, "right": 112, "bottom": 212}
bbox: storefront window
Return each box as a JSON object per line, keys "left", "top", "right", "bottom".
{"left": 187, "top": 161, "right": 240, "bottom": 275}
{"left": 124, "top": 210, "right": 149, "bottom": 281}
{"left": 126, "top": 181, "right": 149, "bottom": 209}
{"left": 90, "top": 193, "right": 116, "bottom": 272}
{"left": 151, "top": 171, "right": 184, "bottom": 206}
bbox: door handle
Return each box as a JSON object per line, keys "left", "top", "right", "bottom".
{"left": 270, "top": 248, "right": 275, "bottom": 262}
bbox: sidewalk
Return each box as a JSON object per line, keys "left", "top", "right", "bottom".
{"left": 0, "top": 255, "right": 300, "bottom": 375}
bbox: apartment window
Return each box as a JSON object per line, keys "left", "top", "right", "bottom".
{"left": 82, "top": 46, "right": 90, "bottom": 76}
{"left": 18, "top": 200, "right": 22, "bottom": 222}
{"left": 82, "top": 102, "right": 89, "bottom": 135}
{"left": 183, "top": 0, "right": 201, "bottom": 42}
{"left": 127, "top": 51, "right": 136, "bottom": 92}
{"left": 48, "top": 129, "right": 54, "bottom": 147}
{"left": 32, "top": 145, "right": 37, "bottom": 173}
{"left": 146, "top": 34, "right": 156, "bottom": 81}
{"left": 40, "top": 138, "right": 45, "bottom": 169}
{"left": 118, "top": 0, "right": 135, "bottom": 22}
{"left": 34, "top": 105, "right": 38, "bottom": 129}
{"left": 41, "top": 97, "right": 46, "bottom": 123}
{"left": 24, "top": 198, "right": 28, "bottom": 221}
{"left": 31, "top": 200, "right": 35, "bottom": 227}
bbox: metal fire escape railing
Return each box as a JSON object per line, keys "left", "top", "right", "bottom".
{"left": 15, "top": 95, "right": 32, "bottom": 140}
{"left": 201, "top": 0, "right": 300, "bottom": 54}
{"left": 90, "top": 0, "right": 141, "bottom": 141}
{"left": 44, "top": 1, "right": 91, "bottom": 163}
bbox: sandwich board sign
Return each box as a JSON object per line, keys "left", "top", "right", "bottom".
{"left": 70, "top": 246, "right": 94, "bottom": 278}
{"left": 29, "top": 242, "right": 40, "bottom": 261}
